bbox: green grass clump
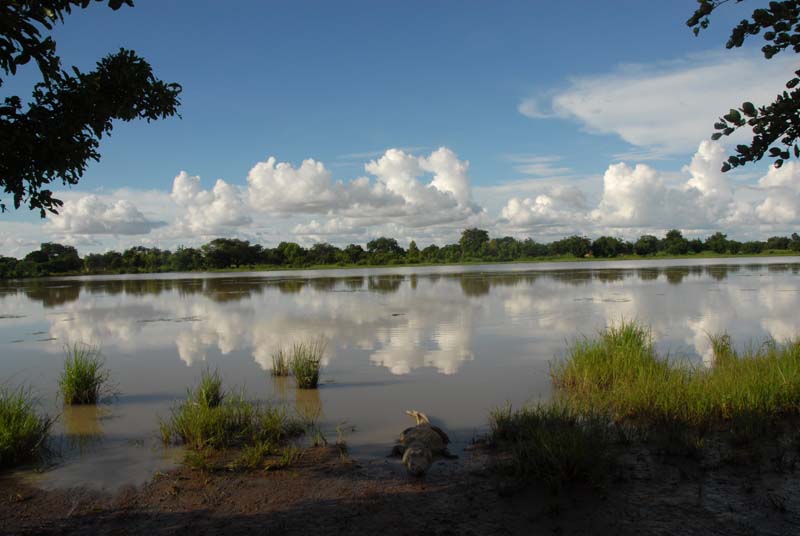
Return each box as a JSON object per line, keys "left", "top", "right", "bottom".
{"left": 550, "top": 320, "right": 800, "bottom": 441}
{"left": 58, "top": 344, "right": 110, "bottom": 405}
{"left": 290, "top": 340, "right": 325, "bottom": 389}
{"left": 160, "top": 369, "right": 302, "bottom": 451}
{"left": 0, "top": 386, "right": 53, "bottom": 469}
{"left": 271, "top": 349, "right": 290, "bottom": 377}
{"left": 489, "top": 402, "right": 612, "bottom": 491}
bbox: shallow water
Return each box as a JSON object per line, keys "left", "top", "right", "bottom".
{"left": 2, "top": 257, "right": 800, "bottom": 489}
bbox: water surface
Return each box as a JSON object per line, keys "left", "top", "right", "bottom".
{"left": 2, "top": 257, "right": 799, "bottom": 489}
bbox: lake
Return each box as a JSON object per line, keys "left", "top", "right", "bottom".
{"left": 2, "top": 257, "right": 800, "bottom": 489}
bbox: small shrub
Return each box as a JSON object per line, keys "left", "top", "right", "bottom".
{"left": 0, "top": 386, "right": 53, "bottom": 469}
{"left": 59, "top": 344, "right": 110, "bottom": 405}
{"left": 291, "top": 339, "right": 325, "bottom": 389}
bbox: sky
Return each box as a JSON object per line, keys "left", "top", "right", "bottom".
{"left": 2, "top": 0, "right": 800, "bottom": 256}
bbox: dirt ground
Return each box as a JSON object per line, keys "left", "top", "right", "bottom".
{"left": 2, "top": 443, "right": 800, "bottom": 535}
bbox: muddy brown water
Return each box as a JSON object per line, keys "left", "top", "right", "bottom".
{"left": 1, "top": 257, "right": 799, "bottom": 491}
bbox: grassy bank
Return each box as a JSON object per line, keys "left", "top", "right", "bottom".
{"left": 492, "top": 321, "right": 800, "bottom": 489}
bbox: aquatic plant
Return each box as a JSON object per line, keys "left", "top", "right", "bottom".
{"left": 270, "top": 349, "right": 291, "bottom": 377}
{"left": 290, "top": 339, "right": 325, "bottom": 389}
{"left": 0, "top": 386, "right": 53, "bottom": 469}
{"left": 489, "top": 402, "right": 612, "bottom": 491}
{"left": 160, "top": 371, "right": 302, "bottom": 451}
{"left": 58, "top": 343, "right": 111, "bottom": 405}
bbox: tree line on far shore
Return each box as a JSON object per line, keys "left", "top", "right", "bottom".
{"left": 2, "top": 228, "right": 800, "bottom": 279}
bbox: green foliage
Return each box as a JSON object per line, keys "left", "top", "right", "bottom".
{"left": 1, "top": 228, "right": 798, "bottom": 280}
{"left": 551, "top": 320, "right": 800, "bottom": 437}
{"left": 59, "top": 343, "right": 110, "bottom": 405}
{"left": 0, "top": 1, "right": 182, "bottom": 215}
{"left": 459, "top": 228, "right": 490, "bottom": 258}
{"left": 271, "top": 349, "right": 291, "bottom": 377}
{"left": 290, "top": 340, "right": 325, "bottom": 389}
{"left": 0, "top": 385, "right": 53, "bottom": 469}
{"left": 160, "top": 371, "right": 302, "bottom": 450}
{"left": 489, "top": 402, "right": 613, "bottom": 491}
{"left": 688, "top": 0, "right": 800, "bottom": 171}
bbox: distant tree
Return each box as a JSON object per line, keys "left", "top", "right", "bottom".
{"left": 687, "top": 238, "right": 705, "bottom": 254}
{"left": 366, "top": 237, "right": 403, "bottom": 256}
{"left": 663, "top": 230, "right": 690, "bottom": 255}
{"left": 688, "top": 0, "right": 800, "bottom": 172}
{"left": 1, "top": 1, "right": 182, "bottom": 215}
{"left": 741, "top": 240, "right": 765, "bottom": 254}
{"left": 341, "top": 244, "right": 366, "bottom": 264}
{"left": 406, "top": 240, "right": 420, "bottom": 263}
{"left": 24, "top": 242, "right": 81, "bottom": 273}
{"left": 766, "top": 235, "right": 791, "bottom": 250}
{"left": 591, "top": 236, "right": 623, "bottom": 258}
{"left": 549, "top": 235, "right": 592, "bottom": 257}
{"left": 308, "top": 243, "right": 338, "bottom": 265}
{"left": 170, "top": 246, "right": 203, "bottom": 271}
{"left": 459, "top": 228, "right": 489, "bottom": 258}
{"left": 791, "top": 232, "right": 800, "bottom": 251}
{"left": 275, "top": 242, "right": 305, "bottom": 266}
{"left": 202, "top": 238, "right": 261, "bottom": 268}
{"left": 420, "top": 244, "right": 440, "bottom": 262}
{"left": 633, "top": 235, "right": 659, "bottom": 256}
{"left": 705, "top": 232, "right": 729, "bottom": 254}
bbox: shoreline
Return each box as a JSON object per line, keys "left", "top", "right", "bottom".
{"left": 6, "top": 250, "right": 800, "bottom": 281}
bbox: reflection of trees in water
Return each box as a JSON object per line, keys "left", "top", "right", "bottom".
{"left": 62, "top": 404, "right": 105, "bottom": 454}
{"left": 637, "top": 269, "right": 660, "bottom": 281}
{"left": 10, "top": 262, "right": 800, "bottom": 308}
{"left": 459, "top": 275, "right": 491, "bottom": 297}
{"left": 310, "top": 278, "right": 337, "bottom": 292}
{"left": 344, "top": 277, "right": 365, "bottom": 290}
{"left": 665, "top": 268, "right": 691, "bottom": 285}
{"left": 23, "top": 281, "right": 81, "bottom": 308}
{"left": 368, "top": 275, "right": 403, "bottom": 293}
{"left": 594, "top": 270, "right": 627, "bottom": 283}
{"left": 276, "top": 279, "right": 306, "bottom": 294}
{"left": 204, "top": 278, "right": 265, "bottom": 303}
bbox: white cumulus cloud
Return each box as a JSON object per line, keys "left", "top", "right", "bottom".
{"left": 47, "top": 195, "right": 165, "bottom": 235}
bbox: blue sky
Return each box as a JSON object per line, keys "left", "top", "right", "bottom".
{"left": 2, "top": 1, "right": 799, "bottom": 255}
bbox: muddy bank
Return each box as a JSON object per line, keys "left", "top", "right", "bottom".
{"left": 2, "top": 444, "right": 799, "bottom": 535}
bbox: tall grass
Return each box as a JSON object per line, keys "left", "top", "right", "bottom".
{"left": 550, "top": 320, "right": 800, "bottom": 436}
{"left": 58, "top": 344, "right": 110, "bottom": 405}
{"left": 0, "top": 386, "right": 53, "bottom": 469}
{"left": 489, "top": 402, "right": 612, "bottom": 491}
{"left": 290, "top": 339, "right": 325, "bottom": 389}
{"left": 271, "top": 349, "right": 290, "bottom": 377}
{"left": 160, "top": 369, "right": 302, "bottom": 451}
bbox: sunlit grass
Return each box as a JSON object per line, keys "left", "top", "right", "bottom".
{"left": 0, "top": 386, "right": 53, "bottom": 469}
{"left": 58, "top": 343, "right": 111, "bottom": 405}
{"left": 550, "top": 320, "right": 800, "bottom": 440}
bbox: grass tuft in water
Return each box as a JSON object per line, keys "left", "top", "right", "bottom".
{"left": 489, "top": 402, "right": 612, "bottom": 491}
{"left": 160, "top": 370, "right": 303, "bottom": 451}
{"left": 0, "top": 386, "right": 53, "bottom": 469}
{"left": 270, "top": 349, "right": 291, "bottom": 377}
{"left": 58, "top": 344, "right": 111, "bottom": 405}
{"left": 290, "top": 339, "right": 325, "bottom": 389}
